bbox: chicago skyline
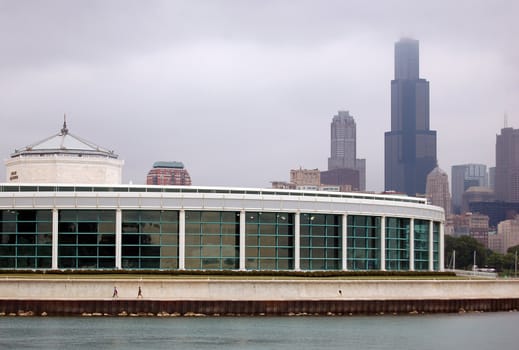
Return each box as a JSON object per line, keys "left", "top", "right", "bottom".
{"left": 0, "top": 2, "right": 516, "bottom": 191}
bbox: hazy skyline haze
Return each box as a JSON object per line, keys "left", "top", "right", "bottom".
{"left": 1, "top": 0, "right": 518, "bottom": 191}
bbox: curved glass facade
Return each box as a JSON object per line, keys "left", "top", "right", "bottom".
{"left": 0, "top": 186, "right": 444, "bottom": 271}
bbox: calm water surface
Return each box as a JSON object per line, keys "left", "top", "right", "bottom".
{"left": 0, "top": 312, "right": 517, "bottom": 349}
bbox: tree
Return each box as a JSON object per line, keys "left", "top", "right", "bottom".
{"left": 486, "top": 252, "right": 515, "bottom": 272}
{"left": 444, "top": 235, "right": 488, "bottom": 270}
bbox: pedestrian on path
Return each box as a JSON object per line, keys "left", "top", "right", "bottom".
{"left": 137, "top": 286, "right": 143, "bottom": 299}
{"left": 112, "top": 286, "right": 118, "bottom": 298}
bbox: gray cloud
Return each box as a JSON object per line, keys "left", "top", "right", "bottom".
{"left": 1, "top": 0, "right": 518, "bottom": 190}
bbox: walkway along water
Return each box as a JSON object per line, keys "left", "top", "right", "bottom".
{"left": 1, "top": 278, "right": 519, "bottom": 316}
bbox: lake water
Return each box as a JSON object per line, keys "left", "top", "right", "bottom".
{"left": 0, "top": 312, "right": 517, "bottom": 349}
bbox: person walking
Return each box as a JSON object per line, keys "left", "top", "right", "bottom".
{"left": 112, "top": 286, "right": 118, "bottom": 298}
{"left": 137, "top": 286, "right": 143, "bottom": 299}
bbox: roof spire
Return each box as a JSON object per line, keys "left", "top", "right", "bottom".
{"left": 61, "top": 114, "right": 69, "bottom": 135}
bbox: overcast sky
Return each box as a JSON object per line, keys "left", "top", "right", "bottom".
{"left": 1, "top": 0, "right": 518, "bottom": 191}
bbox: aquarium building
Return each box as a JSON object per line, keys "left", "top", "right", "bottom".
{"left": 0, "top": 185, "right": 444, "bottom": 272}
{"left": 0, "top": 121, "right": 444, "bottom": 272}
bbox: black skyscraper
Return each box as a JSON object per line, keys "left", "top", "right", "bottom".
{"left": 384, "top": 38, "right": 437, "bottom": 196}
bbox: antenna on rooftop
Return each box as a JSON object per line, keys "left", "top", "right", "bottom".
{"left": 61, "top": 114, "right": 69, "bottom": 135}
{"left": 504, "top": 112, "right": 508, "bottom": 128}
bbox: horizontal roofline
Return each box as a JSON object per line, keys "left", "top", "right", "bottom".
{"left": 10, "top": 149, "right": 119, "bottom": 159}
{"left": 0, "top": 183, "right": 428, "bottom": 205}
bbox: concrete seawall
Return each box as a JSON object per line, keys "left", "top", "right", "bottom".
{"left": 1, "top": 279, "right": 519, "bottom": 316}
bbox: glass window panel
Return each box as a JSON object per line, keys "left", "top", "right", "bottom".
{"left": 221, "top": 235, "right": 237, "bottom": 246}
{"left": 260, "top": 213, "right": 276, "bottom": 222}
{"left": 260, "top": 259, "right": 276, "bottom": 269}
{"left": 202, "top": 235, "right": 220, "bottom": 245}
{"left": 161, "top": 246, "right": 177, "bottom": 256}
{"left": 202, "top": 223, "right": 220, "bottom": 234}
{"left": 277, "top": 248, "right": 292, "bottom": 258}
{"left": 185, "top": 235, "right": 201, "bottom": 245}
{"left": 161, "top": 211, "right": 178, "bottom": 222}
{"left": 185, "top": 223, "right": 200, "bottom": 233}
{"left": 261, "top": 236, "right": 276, "bottom": 246}
{"left": 37, "top": 222, "right": 52, "bottom": 232}
{"left": 221, "top": 212, "right": 238, "bottom": 222}
{"left": 161, "top": 223, "right": 178, "bottom": 233}
{"left": 201, "top": 211, "right": 220, "bottom": 222}
{"left": 161, "top": 258, "right": 177, "bottom": 269}
{"left": 141, "top": 223, "right": 160, "bottom": 234}
{"left": 221, "top": 224, "right": 238, "bottom": 234}
{"left": 185, "top": 211, "right": 201, "bottom": 222}
{"left": 185, "top": 258, "right": 201, "bottom": 269}
{"left": 122, "top": 211, "right": 139, "bottom": 221}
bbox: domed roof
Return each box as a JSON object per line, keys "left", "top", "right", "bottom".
{"left": 10, "top": 117, "right": 118, "bottom": 159}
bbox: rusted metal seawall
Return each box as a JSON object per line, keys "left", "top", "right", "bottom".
{"left": 2, "top": 299, "right": 519, "bottom": 316}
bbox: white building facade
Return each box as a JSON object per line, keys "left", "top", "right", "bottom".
{"left": 5, "top": 120, "right": 123, "bottom": 185}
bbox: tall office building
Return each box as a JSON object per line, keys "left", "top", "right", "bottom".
{"left": 328, "top": 110, "right": 366, "bottom": 190}
{"left": 495, "top": 127, "right": 519, "bottom": 202}
{"left": 490, "top": 217, "right": 519, "bottom": 254}
{"left": 425, "top": 166, "right": 451, "bottom": 216}
{"left": 489, "top": 167, "right": 496, "bottom": 191}
{"left": 384, "top": 38, "right": 437, "bottom": 196}
{"left": 451, "top": 164, "right": 488, "bottom": 214}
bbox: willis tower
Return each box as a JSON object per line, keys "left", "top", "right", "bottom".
{"left": 384, "top": 38, "right": 437, "bottom": 196}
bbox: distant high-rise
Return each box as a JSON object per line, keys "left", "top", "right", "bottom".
{"left": 146, "top": 161, "right": 192, "bottom": 186}
{"left": 290, "top": 168, "right": 320, "bottom": 187}
{"left": 425, "top": 166, "right": 451, "bottom": 216}
{"left": 490, "top": 217, "right": 519, "bottom": 254}
{"left": 451, "top": 164, "right": 488, "bottom": 214}
{"left": 328, "top": 110, "right": 366, "bottom": 190}
{"left": 489, "top": 167, "right": 496, "bottom": 191}
{"left": 495, "top": 127, "right": 519, "bottom": 202}
{"left": 385, "top": 38, "right": 437, "bottom": 196}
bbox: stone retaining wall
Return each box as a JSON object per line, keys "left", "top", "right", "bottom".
{"left": 1, "top": 279, "right": 518, "bottom": 301}
{"left": 1, "top": 279, "right": 519, "bottom": 316}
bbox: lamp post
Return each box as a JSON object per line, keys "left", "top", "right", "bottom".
{"left": 472, "top": 250, "right": 477, "bottom": 276}
{"left": 515, "top": 250, "right": 517, "bottom": 278}
{"left": 453, "top": 250, "right": 456, "bottom": 270}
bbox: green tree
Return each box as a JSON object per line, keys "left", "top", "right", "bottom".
{"left": 486, "top": 252, "right": 514, "bottom": 271}
{"left": 444, "top": 235, "right": 488, "bottom": 270}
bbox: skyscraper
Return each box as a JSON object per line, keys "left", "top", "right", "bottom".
{"left": 495, "top": 127, "right": 519, "bottom": 202}
{"left": 385, "top": 38, "right": 437, "bottom": 196}
{"left": 451, "top": 164, "right": 488, "bottom": 214}
{"left": 328, "top": 110, "right": 366, "bottom": 190}
{"left": 425, "top": 166, "right": 451, "bottom": 216}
